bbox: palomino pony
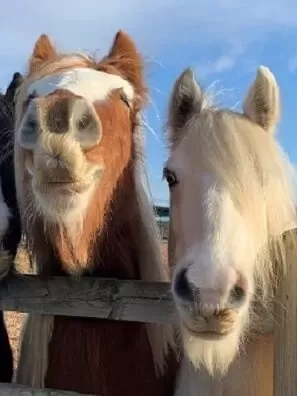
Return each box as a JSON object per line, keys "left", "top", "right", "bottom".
{"left": 14, "top": 31, "right": 178, "bottom": 395}
{"left": 164, "top": 66, "right": 297, "bottom": 395}
{"left": 0, "top": 72, "right": 24, "bottom": 382}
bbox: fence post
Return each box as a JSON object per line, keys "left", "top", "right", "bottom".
{"left": 273, "top": 229, "right": 297, "bottom": 395}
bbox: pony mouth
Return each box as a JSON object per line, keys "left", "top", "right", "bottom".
{"left": 182, "top": 320, "right": 234, "bottom": 340}
{"left": 38, "top": 179, "right": 93, "bottom": 194}
{"left": 27, "top": 165, "right": 102, "bottom": 195}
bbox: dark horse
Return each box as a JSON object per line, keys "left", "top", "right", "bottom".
{"left": 0, "top": 72, "right": 23, "bottom": 382}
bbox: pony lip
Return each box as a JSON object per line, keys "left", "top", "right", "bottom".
{"left": 27, "top": 164, "right": 102, "bottom": 194}
{"left": 181, "top": 320, "right": 234, "bottom": 339}
{"left": 38, "top": 179, "right": 92, "bottom": 194}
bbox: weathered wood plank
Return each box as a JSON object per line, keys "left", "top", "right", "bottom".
{"left": 0, "top": 274, "right": 176, "bottom": 324}
{"left": 0, "top": 273, "right": 274, "bottom": 331}
{"left": 0, "top": 383, "right": 91, "bottom": 395}
{"left": 273, "top": 229, "right": 297, "bottom": 396}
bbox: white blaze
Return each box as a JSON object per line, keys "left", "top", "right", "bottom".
{"left": 27, "top": 67, "right": 134, "bottom": 105}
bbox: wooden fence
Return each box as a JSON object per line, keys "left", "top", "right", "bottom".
{"left": 0, "top": 229, "right": 296, "bottom": 395}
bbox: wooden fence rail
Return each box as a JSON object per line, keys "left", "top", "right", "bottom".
{"left": 0, "top": 275, "right": 176, "bottom": 324}
{"left": 0, "top": 274, "right": 274, "bottom": 330}
{"left": 0, "top": 228, "right": 296, "bottom": 395}
{"left": 0, "top": 383, "right": 91, "bottom": 395}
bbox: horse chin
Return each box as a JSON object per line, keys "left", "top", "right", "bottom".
{"left": 180, "top": 317, "right": 243, "bottom": 377}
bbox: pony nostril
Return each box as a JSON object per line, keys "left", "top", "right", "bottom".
{"left": 72, "top": 99, "right": 102, "bottom": 149}
{"left": 229, "top": 284, "right": 246, "bottom": 307}
{"left": 77, "top": 112, "right": 94, "bottom": 131}
{"left": 174, "top": 269, "right": 196, "bottom": 302}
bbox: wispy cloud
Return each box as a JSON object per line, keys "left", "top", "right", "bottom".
{"left": 1, "top": 0, "right": 297, "bottom": 203}
{"left": 197, "top": 56, "right": 236, "bottom": 77}
{"left": 195, "top": 42, "right": 247, "bottom": 77}
{"left": 1, "top": 0, "right": 295, "bottom": 81}
{"left": 2, "top": 0, "right": 297, "bottom": 58}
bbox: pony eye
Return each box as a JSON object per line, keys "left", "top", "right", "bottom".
{"left": 27, "top": 118, "right": 37, "bottom": 129}
{"left": 77, "top": 113, "right": 93, "bottom": 130}
{"left": 24, "top": 91, "right": 38, "bottom": 108}
{"left": 27, "top": 91, "right": 38, "bottom": 102}
{"left": 163, "top": 168, "right": 178, "bottom": 189}
{"left": 120, "top": 93, "right": 130, "bottom": 108}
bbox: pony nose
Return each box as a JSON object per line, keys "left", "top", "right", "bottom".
{"left": 174, "top": 269, "right": 196, "bottom": 302}
{"left": 174, "top": 268, "right": 247, "bottom": 308}
{"left": 45, "top": 96, "right": 102, "bottom": 149}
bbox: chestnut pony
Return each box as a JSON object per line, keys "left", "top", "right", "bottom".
{"left": 164, "top": 67, "right": 297, "bottom": 395}
{"left": 14, "top": 32, "right": 177, "bottom": 395}
{"left": 0, "top": 72, "right": 23, "bottom": 383}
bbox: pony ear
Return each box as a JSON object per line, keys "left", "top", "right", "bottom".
{"left": 243, "top": 66, "right": 280, "bottom": 134}
{"left": 104, "top": 30, "right": 146, "bottom": 104}
{"left": 167, "top": 68, "right": 203, "bottom": 138}
{"left": 5, "top": 72, "right": 24, "bottom": 103}
{"left": 29, "top": 34, "right": 57, "bottom": 74}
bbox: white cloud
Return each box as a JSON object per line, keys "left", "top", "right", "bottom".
{"left": 195, "top": 40, "right": 248, "bottom": 78}
{"left": 1, "top": 0, "right": 296, "bottom": 202}
{"left": 1, "top": 0, "right": 297, "bottom": 60}
{"left": 213, "top": 57, "right": 236, "bottom": 73}
{"left": 197, "top": 56, "right": 236, "bottom": 77}
{"left": 1, "top": 0, "right": 295, "bottom": 82}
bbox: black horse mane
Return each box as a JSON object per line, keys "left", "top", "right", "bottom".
{"left": 0, "top": 72, "right": 23, "bottom": 383}
{"left": 0, "top": 77, "right": 22, "bottom": 257}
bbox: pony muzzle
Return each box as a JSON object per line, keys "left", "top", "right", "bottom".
{"left": 173, "top": 267, "right": 248, "bottom": 317}
{"left": 24, "top": 130, "right": 104, "bottom": 194}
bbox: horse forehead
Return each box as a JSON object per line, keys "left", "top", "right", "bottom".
{"left": 27, "top": 67, "right": 135, "bottom": 105}
{"left": 169, "top": 142, "right": 215, "bottom": 188}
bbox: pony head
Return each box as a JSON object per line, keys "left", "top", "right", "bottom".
{"left": 14, "top": 31, "right": 147, "bottom": 273}
{"left": 13, "top": 33, "right": 175, "bottom": 374}
{"left": 165, "top": 66, "right": 297, "bottom": 375}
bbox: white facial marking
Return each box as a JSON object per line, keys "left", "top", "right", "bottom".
{"left": 27, "top": 68, "right": 134, "bottom": 105}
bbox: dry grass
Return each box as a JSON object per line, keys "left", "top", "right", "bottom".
{"left": 4, "top": 241, "right": 169, "bottom": 371}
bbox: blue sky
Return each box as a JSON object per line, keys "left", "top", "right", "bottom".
{"left": 1, "top": 1, "right": 297, "bottom": 205}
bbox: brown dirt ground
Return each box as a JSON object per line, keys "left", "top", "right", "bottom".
{"left": 4, "top": 242, "right": 169, "bottom": 372}
{"left": 4, "top": 247, "right": 32, "bottom": 371}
